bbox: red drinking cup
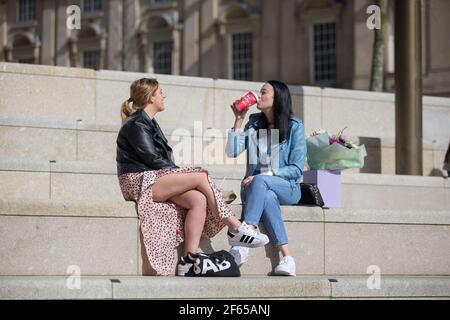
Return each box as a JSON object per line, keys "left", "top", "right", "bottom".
{"left": 234, "top": 91, "right": 259, "bottom": 111}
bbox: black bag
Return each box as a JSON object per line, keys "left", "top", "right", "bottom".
{"left": 184, "top": 250, "right": 240, "bottom": 277}
{"left": 298, "top": 183, "right": 325, "bottom": 207}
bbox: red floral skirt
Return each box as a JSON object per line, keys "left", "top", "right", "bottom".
{"left": 118, "top": 167, "right": 233, "bottom": 276}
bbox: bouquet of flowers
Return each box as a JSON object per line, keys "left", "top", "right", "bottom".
{"left": 306, "top": 127, "right": 367, "bottom": 170}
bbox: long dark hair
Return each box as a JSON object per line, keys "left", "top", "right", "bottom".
{"left": 260, "top": 80, "right": 294, "bottom": 143}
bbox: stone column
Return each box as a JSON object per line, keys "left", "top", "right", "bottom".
{"left": 67, "top": 36, "right": 78, "bottom": 67}
{"left": 137, "top": 31, "right": 149, "bottom": 72}
{"left": 172, "top": 25, "right": 181, "bottom": 75}
{"left": 55, "top": 0, "right": 69, "bottom": 66}
{"left": 260, "top": 0, "right": 280, "bottom": 80}
{"left": 33, "top": 41, "right": 41, "bottom": 64}
{"left": 199, "top": 0, "right": 219, "bottom": 78}
{"left": 182, "top": 0, "right": 200, "bottom": 76}
{"left": 395, "top": 0, "right": 423, "bottom": 175}
{"left": 123, "top": 0, "right": 140, "bottom": 71}
{"left": 41, "top": 0, "right": 56, "bottom": 65}
{"left": 0, "top": 0, "right": 7, "bottom": 62}
{"left": 100, "top": 34, "right": 107, "bottom": 69}
{"left": 106, "top": 0, "right": 122, "bottom": 70}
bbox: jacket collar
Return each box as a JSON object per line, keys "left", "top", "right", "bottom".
{"left": 139, "top": 109, "right": 170, "bottom": 145}
{"left": 249, "top": 112, "right": 301, "bottom": 129}
{"left": 249, "top": 113, "right": 265, "bottom": 129}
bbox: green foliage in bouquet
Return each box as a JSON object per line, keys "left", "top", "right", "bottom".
{"left": 306, "top": 128, "right": 367, "bottom": 170}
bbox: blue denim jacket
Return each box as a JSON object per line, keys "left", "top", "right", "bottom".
{"left": 226, "top": 113, "right": 307, "bottom": 188}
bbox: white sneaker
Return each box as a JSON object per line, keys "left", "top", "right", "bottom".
{"left": 227, "top": 222, "right": 269, "bottom": 248}
{"left": 273, "top": 256, "right": 296, "bottom": 276}
{"left": 229, "top": 246, "right": 249, "bottom": 266}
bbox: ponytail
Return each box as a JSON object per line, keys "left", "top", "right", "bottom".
{"left": 120, "top": 99, "right": 135, "bottom": 124}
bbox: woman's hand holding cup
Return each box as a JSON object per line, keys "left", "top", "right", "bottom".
{"left": 230, "top": 91, "right": 258, "bottom": 131}
{"left": 230, "top": 101, "right": 248, "bottom": 120}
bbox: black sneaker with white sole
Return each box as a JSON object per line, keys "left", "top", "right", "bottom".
{"left": 177, "top": 251, "right": 240, "bottom": 277}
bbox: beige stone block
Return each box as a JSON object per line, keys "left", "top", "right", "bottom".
{"left": 112, "top": 276, "right": 331, "bottom": 299}
{"left": 94, "top": 79, "right": 130, "bottom": 124}
{"left": 0, "top": 157, "right": 50, "bottom": 172}
{"left": 341, "top": 172, "right": 446, "bottom": 188}
{"left": 0, "top": 126, "right": 77, "bottom": 161}
{"left": 302, "top": 95, "right": 323, "bottom": 135}
{"left": 50, "top": 172, "right": 123, "bottom": 201}
{"left": 205, "top": 164, "right": 247, "bottom": 179}
{"left": 381, "top": 146, "right": 395, "bottom": 174}
{"left": 157, "top": 82, "right": 213, "bottom": 128}
{"left": 330, "top": 276, "right": 450, "bottom": 298}
{"left": 325, "top": 207, "right": 450, "bottom": 225}
{"left": 432, "top": 149, "right": 449, "bottom": 177}
{"left": 0, "top": 199, "right": 136, "bottom": 218}
{"left": 168, "top": 133, "right": 247, "bottom": 167}
{"left": 325, "top": 223, "right": 450, "bottom": 275}
{"left": 77, "top": 130, "right": 117, "bottom": 162}
{"left": 423, "top": 104, "right": 450, "bottom": 149}
{"left": 231, "top": 222, "right": 324, "bottom": 275}
{"left": 95, "top": 79, "right": 214, "bottom": 128}
{"left": 140, "top": 205, "right": 324, "bottom": 276}
{"left": 49, "top": 160, "right": 116, "bottom": 175}
{"left": 0, "top": 73, "right": 95, "bottom": 121}
{"left": 0, "top": 62, "right": 95, "bottom": 78}
{"left": 0, "top": 276, "right": 113, "bottom": 299}
{"left": 0, "top": 216, "right": 138, "bottom": 275}
{"left": 341, "top": 183, "right": 449, "bottom": 210}
{"left": 203, "top": 208, "right": 324, "bottom": 275}
{"left": 423, "top": 149, "right": 435, "bottom": 176}
{"left": 0, "top": 171, "right": 50, "bottom": 200}
{"left": 321, "top": 95, "right": 395, "bottom": 140}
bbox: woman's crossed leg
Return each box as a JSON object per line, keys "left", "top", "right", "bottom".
{"left": 152, "top": 171, "right": 269, "bottom": 250}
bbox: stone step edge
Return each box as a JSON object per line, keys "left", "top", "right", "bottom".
{"left": 1, "top": 275, "right": 449, "bottom": 299}
{"left": 1, "top": 157, "right": 449, "bottom": 188}
{"left": 0, "top": 116, "right": 445, "bottom": 151}
{"left": 1, "top": 199, "right": 449, "bottom": 226}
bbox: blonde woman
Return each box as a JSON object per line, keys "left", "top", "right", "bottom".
{"left": 116, "top": 78, "right": 269, "bottom": 276}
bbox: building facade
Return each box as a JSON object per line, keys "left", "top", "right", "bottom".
{"left": 1, "top": 0, "right": 449, "bottom": 96}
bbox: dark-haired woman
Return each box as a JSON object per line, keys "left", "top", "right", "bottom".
{"left": 226, "top": 80, "right": 306, "bottom": 276}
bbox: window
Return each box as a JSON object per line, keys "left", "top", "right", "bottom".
{"left": 152, "top": 0, "right": 172, "bottom": 4}
{"left": 17, "top": 0, "right": 36, "bottom": 22}
{"left": 232, "top": 33, "right": 252, "bottom": 81}
{"left": 83, "top": 0, "right": 102, "bottom": 13}
{"left": 153, "top": 41, "right": 172, "bottom": 74}
{"left": 312, "top": 23, "right": 337, "bottom": 84}
{"left": 83, "top": 50, "right": 101, "bottom": 70}
{"left": 18, "top": 58, "right": 35, "bottom": 64}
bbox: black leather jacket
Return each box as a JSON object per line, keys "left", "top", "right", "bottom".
{"left": 116, "top": 109, "right": 178, "bottom": 176}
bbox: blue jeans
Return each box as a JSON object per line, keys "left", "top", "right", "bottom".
{"left": 241, "top": 175, "right": 301, "bottom": 245}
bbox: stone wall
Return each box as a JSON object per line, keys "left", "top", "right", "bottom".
{"left": 1, "top": 62, "right": 449, "bottom": 175}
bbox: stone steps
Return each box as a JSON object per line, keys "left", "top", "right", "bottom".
{"left": 1, "top": 275, "right": 449, "bottom": 299}
{"left": 1, "top": 158, "right": 448, "bottom": 210}
{"left": 1, "top": 63, "right": 450, "bottom": 300}
{"left": 2, "top": 62, "right": 450, "bottom": 177}
{"left": 1, "top": 198, "right": 449, "bottom": 277}
{"left": 1, "top": 116, "right": 448, "bottom": 177}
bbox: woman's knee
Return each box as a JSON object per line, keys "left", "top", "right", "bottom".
{"left": 251, "top": 174, "right": 270, "bottom": 188}
{"left": 184, "top": 172, "right": 208, "bottom": 187}
{"left": 186, "top": 191, "right": 207, "bottom": 210}
{"left": 264, "top": 190, "right": 279, "bottom": 205}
